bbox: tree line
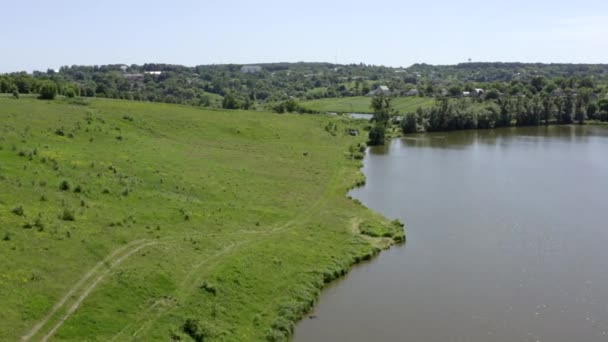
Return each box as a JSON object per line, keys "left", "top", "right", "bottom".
{"left": 400, "top": 93, "right": 608, "bottom": 135}
{"left": 2, "top": 62, "right": 607, "bottom": 111}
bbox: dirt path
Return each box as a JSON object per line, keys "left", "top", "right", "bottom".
{"left": 110, "top": 241, "right": 245, "bottom": 341}
{"left": 40, "top": 241, "right": 158, "bottom": 341}
{"left": 21, "top": 239, "right": 153, "bottom": 342}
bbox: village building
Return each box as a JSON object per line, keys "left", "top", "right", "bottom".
{"left": 367, "top": 85, "right": 391, "bottom": 96}
{"left": 240, "top": 65, "right": 263, "bottom": 73}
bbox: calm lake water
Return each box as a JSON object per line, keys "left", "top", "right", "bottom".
{"left": 295, "top": 125, "right": 608, "bottom": 342}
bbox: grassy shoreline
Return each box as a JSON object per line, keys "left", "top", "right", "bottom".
{"left": 0, "top": 96, "right": 403, "bottom": 341}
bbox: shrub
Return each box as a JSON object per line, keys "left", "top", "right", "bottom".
{"left": 391, "top": 219, "right": 405, "bottom": 227}
{"left": 55, "top": 128, "right": 65, "bottom": 136}
{"left": 270, "top": 316, "right": 294, "bottom": 336}
{"left": 221, "top": 93, "right": 240, "bottom": 109}
{"left": 200, "top": 281, "right": 217, "bottom": 295}
{"left": 12, "top": 90, "right": 19, "bottom": 99}
{"left": 38, "top": 81, "right": 58, "bottom": 100}
{"left": 61, "top": 208, "right": 75, "bottom": 221}
{"left": 64, "top": 87, "right": 76, "bottom": 98}
{"left": 2, "top": 232, "right": 11, "bottom": 241}
{"left": 352, "top": 152, "right": 364, "bottom": 160}
{"left": 272, "top": 102, "right": 286, "bottom": 114}
{"left": 74, "top": 185, "right": 83, "bottom": 193}
{"left": 59, "top": 180, "right": 70, "bottom": 191}
{"left": 11, "top": 205, "right": 24, "bottom": 216}
{"left": 182, "top": 319, "right": 213, "bottom": 342}
{"left": 34, "top": 217, "right": 44, "bottom": 230}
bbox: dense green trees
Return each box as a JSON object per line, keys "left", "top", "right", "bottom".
{"left": 401, "top": 91, "right": 607, "bottom": 134}
{"left": 1, "top": 62, "right": 607, "bottom": 119}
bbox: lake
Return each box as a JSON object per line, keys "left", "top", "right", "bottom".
{"left": 295, "top": 125, "right": 608, "bottom": 342}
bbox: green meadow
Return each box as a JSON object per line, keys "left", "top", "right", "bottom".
{"left": 0, "top": 96, "right": 403, "bottom": 341}
{"left": 300, "top": 96, "right": 435, "bottom": 114}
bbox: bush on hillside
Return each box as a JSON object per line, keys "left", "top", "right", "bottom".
{"left": 38, "top": 81, "right": 58, "bottom": 100}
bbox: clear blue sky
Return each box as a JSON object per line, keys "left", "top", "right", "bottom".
{"left": 4, "top": 0, "right": 608, "bottom": 72}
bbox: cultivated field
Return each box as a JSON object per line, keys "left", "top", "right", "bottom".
{"left": 0, "top": 96, "right": 403, "bottom": 341}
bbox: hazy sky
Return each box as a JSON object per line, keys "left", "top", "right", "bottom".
{"left": 3, "top": 0, "right": 608, "bottom": 72}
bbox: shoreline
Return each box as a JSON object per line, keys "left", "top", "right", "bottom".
{"left": 284, "top": 141, "right": 405, "bottom": 341}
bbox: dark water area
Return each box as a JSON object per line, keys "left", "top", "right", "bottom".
{"left": 295, "top": 126, "right": 608, "bottom": 342}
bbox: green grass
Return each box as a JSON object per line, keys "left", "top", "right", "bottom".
{"left": 300, "top": 96, "right": 435, "bottom": 114}
{"left": 0, "top": 96, "right": 403, "bottom": 341}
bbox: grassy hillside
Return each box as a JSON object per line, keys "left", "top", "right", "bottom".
{"left": 300, "top": 96, "right": 435, "bottom": 114}
{"left": 0, "top": 96, "right": 403, "bottom": 341}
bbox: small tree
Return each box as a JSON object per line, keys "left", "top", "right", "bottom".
{"left": 368, "top": 124, "right": 386, "bottom": 146}
{"left": 370, "top": 93, "right": 396, "bottom": 124}
{"left": 575, "top": 95, "right": 586, "bottom": 125}
{"left": 12, "top": 89, "right": 19, "bottom": 99}
{"left": 561, "top": 94, "right": 574, "bottom": 124}
{"left": 38, "top": 81, "right": 58, "bottom": 100}
{"left": 401, "top": 112, "right": 417, "bottom": 133}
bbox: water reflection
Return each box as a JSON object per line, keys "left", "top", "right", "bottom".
{"left": 369, "top": 125, "right": 608, "bottom": 153}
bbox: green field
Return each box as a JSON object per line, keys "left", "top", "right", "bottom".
{"left": 300, "top": 96, "right": 436, "bottom": 114}
{"left": 0, "top": 96, "right": 403, "bottom": 341}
